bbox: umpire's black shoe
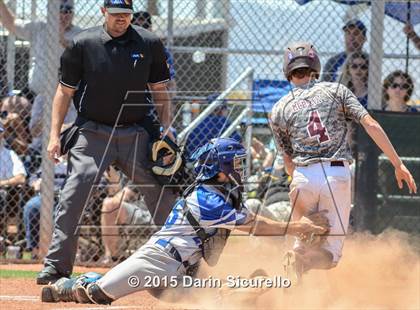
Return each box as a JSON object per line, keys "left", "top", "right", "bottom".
{"left": 36, "top": 266, "right": 66, "bottom": 285}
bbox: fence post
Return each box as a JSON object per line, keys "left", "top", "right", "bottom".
{"left": 220, "top": 0, "right": 230, "bottom": 90}
{"left": 367, "top": 0, "right": 385, "bottom": 110}
{"left": 6, "top": 0, "right": 16, "bottom": 92}
{"left": 39, "top": 1, "right": 60, "bottom": 259}
{"left": 167, "top": 0, "right": 174, "bottom": 49}
{"left": 245, "top": 69, "right": 254, "bottom": 180}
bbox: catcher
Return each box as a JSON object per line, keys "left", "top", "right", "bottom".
{"left": 41, "top": 138, "right": 329, "bottom": 305}
{"left": 271, "top": 42, "right": 417, "bottom": 283}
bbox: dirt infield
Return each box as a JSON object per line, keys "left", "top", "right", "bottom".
{"left": 0, "top": 265, "right": 164, "bottom": 310}
{"left": 1, "top": 230, "right": 419, "bottom": 309}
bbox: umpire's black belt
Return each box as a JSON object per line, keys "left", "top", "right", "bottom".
{"left": 75, "top": 116, "right": 139, "bottom": 128}
{"left": 155, "top": 239, "right": 189, "bottom": 268}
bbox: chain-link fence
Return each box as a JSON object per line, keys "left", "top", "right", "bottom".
{"left": 0, "top": 0, "right": 419, "bottom": 265}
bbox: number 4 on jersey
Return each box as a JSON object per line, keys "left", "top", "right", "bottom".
{"left": 307, "top": 110, "right": 330, "bottom": 143}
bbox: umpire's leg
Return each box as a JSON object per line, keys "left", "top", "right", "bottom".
{"left": 115, "top": 125, "right": 177, "bottom": 226}
{"left": 42, "top": 123, "right": 114, "bottom": 279}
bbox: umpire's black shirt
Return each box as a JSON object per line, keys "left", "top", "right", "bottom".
{"left": 60, "top": 25, "right": 170, "bottom": 126}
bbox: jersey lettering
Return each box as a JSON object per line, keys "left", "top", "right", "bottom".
{"left": 164, "top": 201, "right": 182, "bottom": 228}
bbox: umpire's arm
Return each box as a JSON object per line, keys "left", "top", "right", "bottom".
{"left": 147, "top": 38, "right": 174, "bottom": 140}
{"left": 47, "top": 85, "right": 75, "bottom": 162}
{"left": 148, "top": 82, "right": 172, "bottom": 138}
{"left": 47, "top": 39, "right": 81, "bottom": 162}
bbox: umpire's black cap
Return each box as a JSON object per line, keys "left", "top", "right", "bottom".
{"left": 103, "top": 0, "right": 133, "bottom": 14}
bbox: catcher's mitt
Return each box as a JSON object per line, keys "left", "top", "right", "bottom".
{"left": 150, "top": 136, "right": 188, "bottom": 190}
{"left": 297, "top": 210, "right": 330, "bottom": 246}
{"left": 151, "top": 136, "right": 183, "bottom": 177}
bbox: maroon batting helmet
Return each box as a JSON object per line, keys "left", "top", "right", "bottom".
{"left": 283, "top": 42, "right": 321, "bottom": 80}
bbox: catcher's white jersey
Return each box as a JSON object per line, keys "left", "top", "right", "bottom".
{"left": 97, "top": 184, "right": 251, "bottom": 299}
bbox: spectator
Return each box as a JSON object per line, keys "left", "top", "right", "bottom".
{"left": 0, "top": 122, "right": 27, "bottom": 238}
{"left": 0, "top": 0, "right": 82, "bottom": 101}
{"left": 0, "top": 94, "right": 31, "bottom": 155}
{"left": 245, "top": 169, "right": 291, "bottom": 222}
{"left": 322, "top": 19, "right": 367, "bottom": 82}
{"left": 250, "top": 137, "right": 270, "bottom": 171}
{"left": 23, "top": 158, "right": 68, "bottom": 259}
{"left": 0, "top": 121, "right": 26, "bottom": 186}
{"left": 100, "top": 166, "right": 151, "bottom": 265}
{"left": 382, "top": 70, "right": 417, "bottom": 113}
{"left": 184, "top": 98, "right": 241, "bottom": 159}
{"left": 403, "top": 23, "right": 420, "bottom": 50}
{"left": 340, "top": 51, "right": 369, "bottom": 108}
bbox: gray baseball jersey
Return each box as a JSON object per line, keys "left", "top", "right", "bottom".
{"left": 271, "top": 81, "right": 368, "bottom": 165}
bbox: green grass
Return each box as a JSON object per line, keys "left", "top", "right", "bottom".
{"left": 0, "top": 269, "right": 39, "bottom": 279}
{"left": 0, "top": 269, "right": 82, "bottom": 279}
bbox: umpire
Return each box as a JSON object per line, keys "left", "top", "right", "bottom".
{"left": 37, "top": 0, "right": 178, "bottom": 284}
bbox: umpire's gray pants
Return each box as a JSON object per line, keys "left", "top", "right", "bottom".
{"left": 44, "top": 121, "right": 178, "bottom": 275}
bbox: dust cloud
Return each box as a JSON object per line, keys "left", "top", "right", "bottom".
{"left": 168, "top": 230, "right": 420, "bottom": 309}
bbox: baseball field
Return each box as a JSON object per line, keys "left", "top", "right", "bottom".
{"left": 1, "top": 230, "right": 419, "bottom": 310}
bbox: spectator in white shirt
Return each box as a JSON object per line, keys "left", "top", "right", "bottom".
{"left": 0, "top": 122, "right": 27, "bottom": 239}
{"left": 0, "top": 122, "right": 26, "bottom": 188}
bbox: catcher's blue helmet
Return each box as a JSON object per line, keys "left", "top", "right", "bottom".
{"left": 190, "top": 138, "right": 247, "bottom": 184}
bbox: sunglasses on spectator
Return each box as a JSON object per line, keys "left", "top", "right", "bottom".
{"left": 390, "top": 83, "right": 410, "bottom": 90}
{"left": 0, "top": 111, "right": 8, "bottom": 119}
{"left": 60, "top": 5, "right": 74, "bottom": 14}
{"left": 350, "top": 63, "right": 368, "bottom": 70}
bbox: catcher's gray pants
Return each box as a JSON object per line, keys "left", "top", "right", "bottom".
{"left": 97, "top": 243, "right": 188, "bottom": 300}
{"left": 44, "top": 121, "right": 177, "bottom": 275}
